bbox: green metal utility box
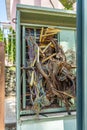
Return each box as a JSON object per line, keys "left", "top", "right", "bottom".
{"left": 16, "top": 4, "right": 76, "bottom": 130}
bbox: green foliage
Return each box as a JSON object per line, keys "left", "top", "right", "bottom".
{"left": 6, "top": 27, "right": 16, "bottom": 63}
{"left": 0, "top": 28, "right": 3, "bottom": 42}
{"left": 0, "top": 26, "right": 16, "bottom": 64}
{"left": 0, "top": 28, "right": 6, "bottom": 47}
{"left": 60, "top": 0, "right": 76, "bottom": 9}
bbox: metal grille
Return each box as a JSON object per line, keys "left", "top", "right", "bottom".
{"left": 20, "top": 26, "right": 76, "bottom": 116}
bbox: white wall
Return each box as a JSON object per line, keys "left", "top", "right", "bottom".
{"left": 20, "top": 0, "right": 34, "bottom": 6}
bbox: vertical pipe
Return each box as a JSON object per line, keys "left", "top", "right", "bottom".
{"left": 22, "top": 26, "right": 26, "bottom": 109}
{"left": 77, "top": 0, "right": 87, "bottom": 130}
{"left": 83, "top": 0, "right": 87, "bottom": 129}
{"left": 77, "top": 0, "right": 83, "bottom": 130}
{"left": 16, "top": 10, "right": 21, "bottom": 120}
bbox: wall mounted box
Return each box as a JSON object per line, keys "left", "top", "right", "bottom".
{"left": 16, "top": 4, "right": 76, "bottom": 130}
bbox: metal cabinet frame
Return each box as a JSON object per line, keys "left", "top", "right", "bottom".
{"left": 16, "top": 4, "right": 76, "bottom": 129}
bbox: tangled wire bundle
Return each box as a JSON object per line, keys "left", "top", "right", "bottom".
{"left": 25, "top": 28, "right": 76, "bottom": 116}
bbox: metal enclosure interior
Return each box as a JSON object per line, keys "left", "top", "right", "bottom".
{"left": 16, "top": 4, "right": 76, "bottom": 130}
